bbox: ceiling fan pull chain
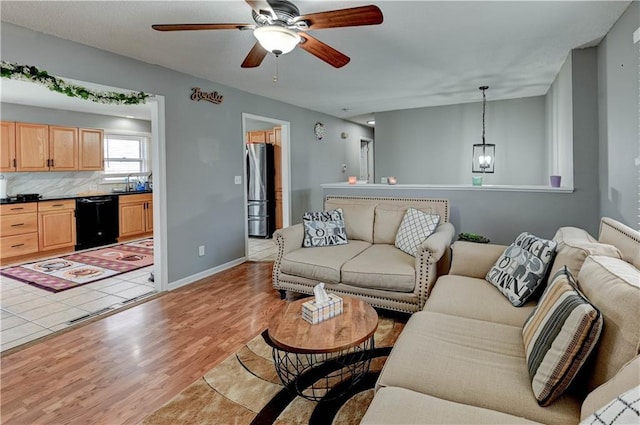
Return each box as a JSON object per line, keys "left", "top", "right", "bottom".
{"left": 273, "top": 56, "right": 278, "bottom": 83}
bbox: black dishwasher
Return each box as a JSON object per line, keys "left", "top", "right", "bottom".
{"left": 75, "top": 195, "right": 119, "bottom": 250}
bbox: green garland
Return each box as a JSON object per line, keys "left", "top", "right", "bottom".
{"left": 1, "top": 61, "right": 149, "bottom": 105}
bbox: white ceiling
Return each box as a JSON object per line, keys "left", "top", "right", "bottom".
{"left": 0, "top": 1, "right": 631, "bottom": 125}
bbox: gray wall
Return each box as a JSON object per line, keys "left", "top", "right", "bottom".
{"left": 597, "top": 1, "right": 639, "bottom": 227}
{"left": 325, "top": 49, "right": 602, "bottom": 244}
{"left": 375, "top": 96, "right": 548, "bottom": 185}
{"left": 1, "top": 23, "right": 372, "bottom": 283}
{"left": 1, "top": 103, "right": 152, "bottom": 133}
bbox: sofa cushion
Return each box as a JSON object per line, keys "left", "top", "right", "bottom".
{"left": 302, "top": 208, "right": 348, "bottom": 247}
{"left": 395, "top": 208, "right": 440, "bottom": 256}
{"left": 342, "top": 244, "right": 415, "bottom": 293}
{"left": 581, "top": 356, "right": 640, "bottom": 421}
{"left": 361, "top": 387, "right": 544, "bottom": 425}
{"left": 424, "top": 275, "right": 537, "bottom": 327}
{"left": 279, "top": 241, "right": 370, "bottom": 284}
{"left": 486, "top": 232, "right": 557, "bottom": 307}
{"left": 373, "top": 204, "right": 440, "bottom": 244}
{"left": 549, "top": 226, "right": 622, "bottom": 278}
{"left": 522, "top": 268, "right": 603, "bottom": 406}
{"left": 324, "top": 199, "right": 375, "bottom": 243}
{"left": 580, "top": 386, "right": 640, "bottom": 425}
{"left": 377, "top": 311, "right": 581, "bottom": 424}
{"left": 577, "top": 255, "right": 640, "bottom": 392}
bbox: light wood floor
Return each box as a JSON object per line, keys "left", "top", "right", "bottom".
{"left": 1, "top": 262, "right": 284, "bottom": 425}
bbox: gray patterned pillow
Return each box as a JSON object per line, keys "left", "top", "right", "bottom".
{"left": 581, "top": 386, "right": 640, "bottom": 425}
{"left": 486, "top": 232, "right": 557, "bottom": 306}
{"left": 395, "top": 208, "right": 441, "bottom": 256}
{"left": 302, "top": 208, "right": 348, "bottom": 247}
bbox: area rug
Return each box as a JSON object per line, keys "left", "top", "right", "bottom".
{"left": 143, "top": 313, "right": 406, "bottom": 425}
{"left": 0, "top": 238, "right": 153, "bottom": 293}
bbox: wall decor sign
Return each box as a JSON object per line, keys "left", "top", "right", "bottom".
{"left": 190, "top": 87, "right": 224, "bottom": 104}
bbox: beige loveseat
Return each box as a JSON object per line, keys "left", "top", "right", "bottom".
{"left": 361, "top": 217, "right": 640, "bottom": 424}
{"left": 272, "top": 196, "right": 455, "bottom": 313}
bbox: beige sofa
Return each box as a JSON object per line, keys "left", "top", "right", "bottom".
{"left": 272, "top": 196, "right": 455, "bottom": 313}
{"left": 361, "top": 217, "right": 640, "bottom": 424}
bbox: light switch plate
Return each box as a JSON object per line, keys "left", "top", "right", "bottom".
{"left": 234, "top": 176, "right": 242, "bottom": 184}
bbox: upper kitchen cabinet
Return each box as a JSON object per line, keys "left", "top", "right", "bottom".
{"left": 16, "top": 122, "right": 49, "bottom": 171}
{"left": 49, "top": 126, "right": 79, "bottom": 171}
{"left": 0, "top": 121, "right": 16, "bottom": 172}
{"left": 79, "top": 128, "right": 104, "bottom": 171}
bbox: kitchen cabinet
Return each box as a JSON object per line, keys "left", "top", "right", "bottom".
{"left": 119, "top": 193, "right": 153, "bottom": 240}
{"left": 49, "top": 126, "right": 79, "bottom": 171}
{"left": 247, "top": 131, "right": 267, "bottom": 144}
{"left": 10, "top": 122, "right": 103, "bottom": 172}
{"left": 0, "top": 203, "right": 39, "bottom": 260}
{"left": 16, "top": 122, "right": 49, "bottom": 171}
{"left": 79, "top": 128, "right": 104, "bottom": 170}
{"left": 0, "top": 121, "right": 16, "bottom": 172}
{"left": 273, "top": 126, "right": 283, "bottom": 229}
{"left": 38, "top": 200, "right": 76, "bottom": 252}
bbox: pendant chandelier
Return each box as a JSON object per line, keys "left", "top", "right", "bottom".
{"left": 472, "top": 85, "right": 495, "bottom": 173}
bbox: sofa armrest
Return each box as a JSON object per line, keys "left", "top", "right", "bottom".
{"left": 448, "top": 241, "right": 508, "bottom": 279}
{"left": 415, "top": 222, "right": 456, "bottom": 301}
{"left": 273, "top": 223, "right": 304, "bottom": 256}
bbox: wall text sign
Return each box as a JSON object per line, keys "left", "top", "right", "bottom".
{"left": 191, "top": 87, "right": 224, "bottom": 104}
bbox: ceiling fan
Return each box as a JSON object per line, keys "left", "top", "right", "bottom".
{"left": 152, "top": 0, "right": 383, "bottom": 69}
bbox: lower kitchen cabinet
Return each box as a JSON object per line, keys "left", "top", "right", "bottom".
{"left": 0, "top": 203, "right": 39, "bottom": 260}
{"left": 38, "top": 200, "right": 76, "bottom": 251}
{"left": 119, "top": 193, "right": 153, "bottom": 240}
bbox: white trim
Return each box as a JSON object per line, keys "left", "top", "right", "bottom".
{"left": 321, "top": 182, "right": 574, "bottom": 193}
{"left": 167, "top": 257, "right": 245, "bottom": 291}
{"left": 150, "top": 96, "right": 168, "bottom": 293}
{"left": 241, "top": 113, "right": 292, "bottom": 257}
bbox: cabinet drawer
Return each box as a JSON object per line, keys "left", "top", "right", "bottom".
{"left": 38, "top": 199, "right": 75, "bottom": 212}
{"left": 118, "top": 193, "right": 152, "bottom": 204}
{"left": 0, "top": 232, "right": 38, "bottom": 259}
{"left": 0, "top": 212, "right": 38, "bottom": 236}
{"left": 0, "top": 203, "right": 38, "bottom": 216}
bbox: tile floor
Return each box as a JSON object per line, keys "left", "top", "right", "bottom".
{"left": 1, "top": 265, "right": 156, "bottom": 352}
{"left": 248, "top": 237, "right": 277, "bottom": 261}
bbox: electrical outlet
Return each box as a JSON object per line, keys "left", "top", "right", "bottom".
{"left": 381, "top": 177, "right": 388, "bottom": 184}
{"left": 198, "top": 245, "right": 205, "bottom": 256}
{"left": 234, "top": 176, "right": 242, "bottom": 184}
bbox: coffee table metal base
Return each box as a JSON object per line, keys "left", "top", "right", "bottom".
{"left": 271, "top": 336, "right": 375, "bottom": 401}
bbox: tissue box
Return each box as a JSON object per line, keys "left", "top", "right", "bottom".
{"left": 302, "top": 294, "right": 343, "bottom": 324}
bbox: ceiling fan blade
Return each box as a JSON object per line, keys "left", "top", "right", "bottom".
{"left": 294, "top": 5, "right": 383, "bottom": 30}
{"left": 298, "top": 33, "right": 350, "bottom": 68}
{"left": 245, "top": 0, "right": 277, "bottom": 20}
{"left": 241, "top": 42, "right": 269, "bottom": 68}
{"left": 152, "top": 23, "right": 253, "bottom": 31}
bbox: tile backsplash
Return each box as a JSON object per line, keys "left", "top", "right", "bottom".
{"left": 1, "top": 172, "right": 117, "bottom": 197}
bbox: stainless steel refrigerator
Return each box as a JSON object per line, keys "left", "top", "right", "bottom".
{"left": 247, "top": 143, "right": 276, "bottom": 238}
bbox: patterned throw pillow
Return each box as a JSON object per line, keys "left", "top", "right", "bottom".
{"left": 394, "top": 208, "right": 440, "bottom": 256}
{"left": 523, "top": 267, "right": 603, "bottom": 406}
{"left": 580, "top": 386, "right": 640, "bottom": 425}
{"left": 302, "top": 208, "right": 348, "bottom": 247}
{"left": 486, "top": 232, "right": 557, "bottom": 306}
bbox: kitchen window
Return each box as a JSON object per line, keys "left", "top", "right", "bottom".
{"left": 103, "top": 133, "right": 151, "bottom": 182}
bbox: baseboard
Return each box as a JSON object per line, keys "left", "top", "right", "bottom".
{"left": 167, "top": 257, "right": 246, "bottom": 291}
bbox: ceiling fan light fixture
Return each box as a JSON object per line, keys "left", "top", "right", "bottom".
{"left": 253, "top": 26, "right": 301, "bottom": 55}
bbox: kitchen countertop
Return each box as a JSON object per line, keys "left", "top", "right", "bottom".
{"left": 0, "top": 190, "right": 153, "bottom": 205}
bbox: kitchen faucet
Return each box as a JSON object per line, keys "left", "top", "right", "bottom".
{"left": 126, "top": 174, "right": 132, "bottom": 192}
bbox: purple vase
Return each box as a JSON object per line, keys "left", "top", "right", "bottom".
{"left": 550, "top": 175, "right": 561, "bottom": 188}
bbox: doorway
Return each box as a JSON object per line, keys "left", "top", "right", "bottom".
{"left": 241, "top": 113, "right": 291, "bottom": 260}
{"left": 360, "top": 138, "right": 374, "bottom": 183}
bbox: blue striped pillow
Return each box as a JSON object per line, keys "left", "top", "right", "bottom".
{"left": 522, "top": 267, "right": 603, "bottom": 406}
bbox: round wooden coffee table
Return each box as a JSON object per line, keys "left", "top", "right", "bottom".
{"left": 267, "top": 295, "right": 378, "bottom": 401}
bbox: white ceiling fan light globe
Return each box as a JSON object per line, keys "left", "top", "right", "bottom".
{"left": 253, "top": 26, "right": 301, "bottom": 55}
